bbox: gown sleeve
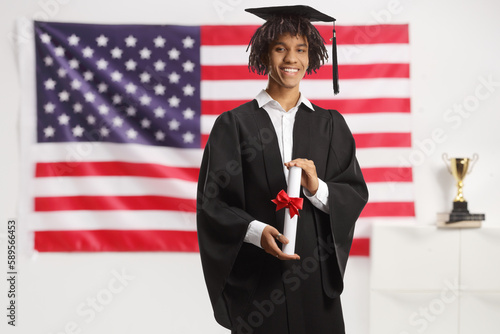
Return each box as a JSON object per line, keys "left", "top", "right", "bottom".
{"left": 196, "top": 111, "right": 255, "bottom": 327}
{"left": 318, "top": 109, "right": 369, "bottom": 297}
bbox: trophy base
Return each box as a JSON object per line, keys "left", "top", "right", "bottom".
{"left": 436, "top": 219, "right": 482, "bottom": 229}
{"left": 449, "top": 201, "right": 485, "bottom": 223}
{"left": 452, "top": 201, "right": 469, "bottom": 213}
{"left": 437, "top": 201, "right": 485, "bottom": 228}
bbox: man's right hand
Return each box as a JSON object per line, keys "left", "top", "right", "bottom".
{"left": 260, "top": 225, "right": 300, "bottom": 260}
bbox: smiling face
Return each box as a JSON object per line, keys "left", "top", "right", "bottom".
{"left": 266, "top": 33, "right": 309, "bottom": 93}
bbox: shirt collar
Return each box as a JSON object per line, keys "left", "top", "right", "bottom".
{"left": 255, "top": 89, "right": 314, "bottom": 112}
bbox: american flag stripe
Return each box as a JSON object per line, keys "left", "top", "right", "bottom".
{"left": 201, "top": 133, "right": 411, "bottom": 149}
{"left": 33, "top": 177, "right": 197, "bottom": 197}
{"left": 353, "top": 216, "right": 417, "bottom": 240}
{"left": 33, "top": 143, "right": 202, "bottom": 165}
{"left": 34, "top": 230, "right": 199, "bottom": 252}
{"left": 361, "top": 167, "right": 413, "bottom": 183}
{"left": 35, "top": 161, "right": 200, "bottom": 181}
{"left": 201, "top": 112, "right": 411, "bottom": 134}
{"left": 353, "top": 133, "right": 411, "bottom": 148}
{"left": 30, "top": 211, "right": 196, "bottom": 231}
{"left": 200, "top": 25, "right": 409, "bottom": 45}
{"left": 201, "top": 98, "right": 411, "bottom": 115}
{"left": 356, "top": 148, "right": 413, "bottom": 167}
{"left": 201, "top": 45, "right": 410, "bottom": 65}
{"left": 349, "top": 238, "right": 369, "bottom": 256}
{"left": 35, "top": 196, "right": 196, "bottom": 212}
{"left": 361, "top": 202, "right": 415, "bottom": 217}
{"left": 200, "top": 79, "right": 410, "bottom": 100}
{"left": 201, "top": 63, "right": 410, "bottom": 80}
{"left": 24, "top": 21, "right": 413, "bottom": 254}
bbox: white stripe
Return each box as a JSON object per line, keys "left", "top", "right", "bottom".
{"left": 356, "top": 148, "right": 413, "bottom": 168}
{"left": 202, "top": 113, "right": 411, "bottom": 136}
{"left": 201, "top": 78, "right": 410, "bottom": 100}
{"left": 343, "top": 113, "right": 411, "bottom": 134}
{"left": 336, "top": 44, "right": 410, "bottom": 65}
{"left": 34, "top": 177, "right": 414, "bottom": 202}
{"left": 28, "top": 209, "right": 415, "bottom": 234}
{"left": 201, "top": 45, "right": 248, "bottom": 65}
{"left": 201, "top": 115, "right": 218, "bottom": 135}
{"left": 354, "top": 217, "right": 416, "bottom": 238}
{"left": 28, "top": 211, "right": 196, "bottom": 231}
{"left": 34, "top": 177, "right": 197, "bottom": 198}
{"left": 201, "top": 44, "right": 410, "bottom": 66}
{"left": 33, "top": 142, "right": 203, "bottom": 167}
{"left": 366, "top": 182, "right": 414, "bottom": 202}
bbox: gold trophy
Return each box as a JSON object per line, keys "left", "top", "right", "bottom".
{"left": 441, "top": 153, "right": 484, "bottom": 226}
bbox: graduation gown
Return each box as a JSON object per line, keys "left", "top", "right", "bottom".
{"left": 196, "top": 100, "right": 368, "bottom": 334}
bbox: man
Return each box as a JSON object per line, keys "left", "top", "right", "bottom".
{"left": 197, "top": 5, "right": 368, "bottom": 334}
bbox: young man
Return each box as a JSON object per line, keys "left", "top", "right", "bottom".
{"left": 197, "top": 5, "right": 368, "bottom": 334}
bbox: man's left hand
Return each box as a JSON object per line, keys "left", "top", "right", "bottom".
{"left": 284, "top": 158, "right": 318, "bottom": 195}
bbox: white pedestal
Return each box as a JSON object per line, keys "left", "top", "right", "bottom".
{"left": 370, "top": 223, "right": 500, "bottom": 334}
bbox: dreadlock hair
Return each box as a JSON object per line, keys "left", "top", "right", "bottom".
{"left": 247, "top": 14, "right": 329, "bottom": 75}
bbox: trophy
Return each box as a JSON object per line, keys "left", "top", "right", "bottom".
{"left": 441, "top": 153, "right": 485, "bottom": 225}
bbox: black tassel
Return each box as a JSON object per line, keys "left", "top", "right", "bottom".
{"left": 332, "top": 25, "right": 339, "bottom": 95}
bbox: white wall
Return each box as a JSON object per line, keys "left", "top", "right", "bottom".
{"left": 1, "top": 0, "right": 499, "bottom": 333}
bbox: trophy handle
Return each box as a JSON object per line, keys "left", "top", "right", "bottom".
{"left": 442, "top": 153, "right": 452, "bottom": 173}
{"left": 467, "top": 153, "right": 479, "bottom": 174}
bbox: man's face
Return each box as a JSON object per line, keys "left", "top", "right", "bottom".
{"left": 266, "top": 33, "right": 309, "bottom": 90}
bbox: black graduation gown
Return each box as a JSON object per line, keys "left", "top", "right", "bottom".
{"left": 196, "top": 100, "right": 368, "bottom": 334}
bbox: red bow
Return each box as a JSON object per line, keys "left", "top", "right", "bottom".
{"left": 271, "top": 190, "right": 303, "bottom": 218}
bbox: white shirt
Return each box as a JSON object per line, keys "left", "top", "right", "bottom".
{"left": 243, "top": 90, "right": 330, "bottom": 248}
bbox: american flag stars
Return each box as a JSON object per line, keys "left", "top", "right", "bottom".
{"left": 44, "top": 78, "right": 56, "bottom": 90}
{"left": 35, "top": 22, "right": 200, "bottom": 147}
{"left": 125, "top": 35, "right": 137, "bottom": 47}
{"left": 153, "top": 36, "right": 166, "bottom": 48}
{"left": 168, "top": 48, "right": 180, "bottom": 60}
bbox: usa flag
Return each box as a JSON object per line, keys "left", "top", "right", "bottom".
{"left": 21, "top": 21, "right": 413, "bottom": 254}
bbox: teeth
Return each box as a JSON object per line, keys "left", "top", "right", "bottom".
{"left": 283, "top": 68, "right": 298, "bottom": 73}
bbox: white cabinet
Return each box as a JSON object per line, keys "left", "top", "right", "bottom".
{"left": 370, "top": 223, "right": 500, "bottom": 334}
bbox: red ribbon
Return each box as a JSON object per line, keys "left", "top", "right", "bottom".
{"left": 271, "top": 190, "right": 303, "bottom": 218}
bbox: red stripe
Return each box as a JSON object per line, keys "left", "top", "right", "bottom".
{"left": 34, "top": 230, "right": 199, "bottom": 252}
{"left": 201, "top": 24, "right": 409, "bottom": 45}
{"left": 331, "top": 24, "right": 409, "bottom": 45}
{"left": 201, "top": 100, "right": 252, "bottom": 115}
{"left": 34, "top": 230, "right": 368, "bottom": 255}
{"left": 35, "top": 161, "right": 199, "bottom": 181}
{"left": 354, "top": 133, "right": 411, "bottom": 148}
{"left": 201, "top": 98, "right": 410, "bottom": 116}
{"left": 201, "top": 64, "right": 409, "bottom": 81}
{"left": 360, "top": 202, "right": 415, "bottom": 217}
{"left": 361, "top": 167, "right": 413, "bottom": 183}
{"left": 309, "top": 98, "right": 411, "bottom": 114}
{"left": 203, "top": 133, "right": 410, "bottom": 149}
{"left": 35, "top": 196, "right": 196, "bottom": 212}
{"left": 201, "top": 134, "right": 209, "bottom": 148}
{"left": 350, "top": 238, "right": 370, "bottom": 256}
{"left": 334, "top": 64, "right": 409, "bottom": 79}
{"left": 35, "top": 166, "right": 415, "bottom": 184}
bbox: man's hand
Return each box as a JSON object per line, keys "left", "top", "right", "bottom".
{"left": 284, "top": 158, "right": 319, "bottom": 195}
{"left": 261, "top": 225, "right": 300, "bottom": 260}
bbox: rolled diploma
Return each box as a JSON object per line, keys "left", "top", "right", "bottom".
{"left": 282, "top": 166, "right": 302, "bottom": 255}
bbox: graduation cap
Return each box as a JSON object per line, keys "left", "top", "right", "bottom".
{"left": 245, "top": 5, "right": 340, "bottom": 94}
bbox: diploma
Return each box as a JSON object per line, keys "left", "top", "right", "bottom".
{"left": 282, "top": 166, "right": 302, "bottom": 255}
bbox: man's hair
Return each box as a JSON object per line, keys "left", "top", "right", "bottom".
{"left": 247, "top": 15, "right": 329, "bottom": 75}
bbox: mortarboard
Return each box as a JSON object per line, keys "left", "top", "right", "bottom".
{"left": 245, "top": 5, "right": 339, "bottom": 94}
